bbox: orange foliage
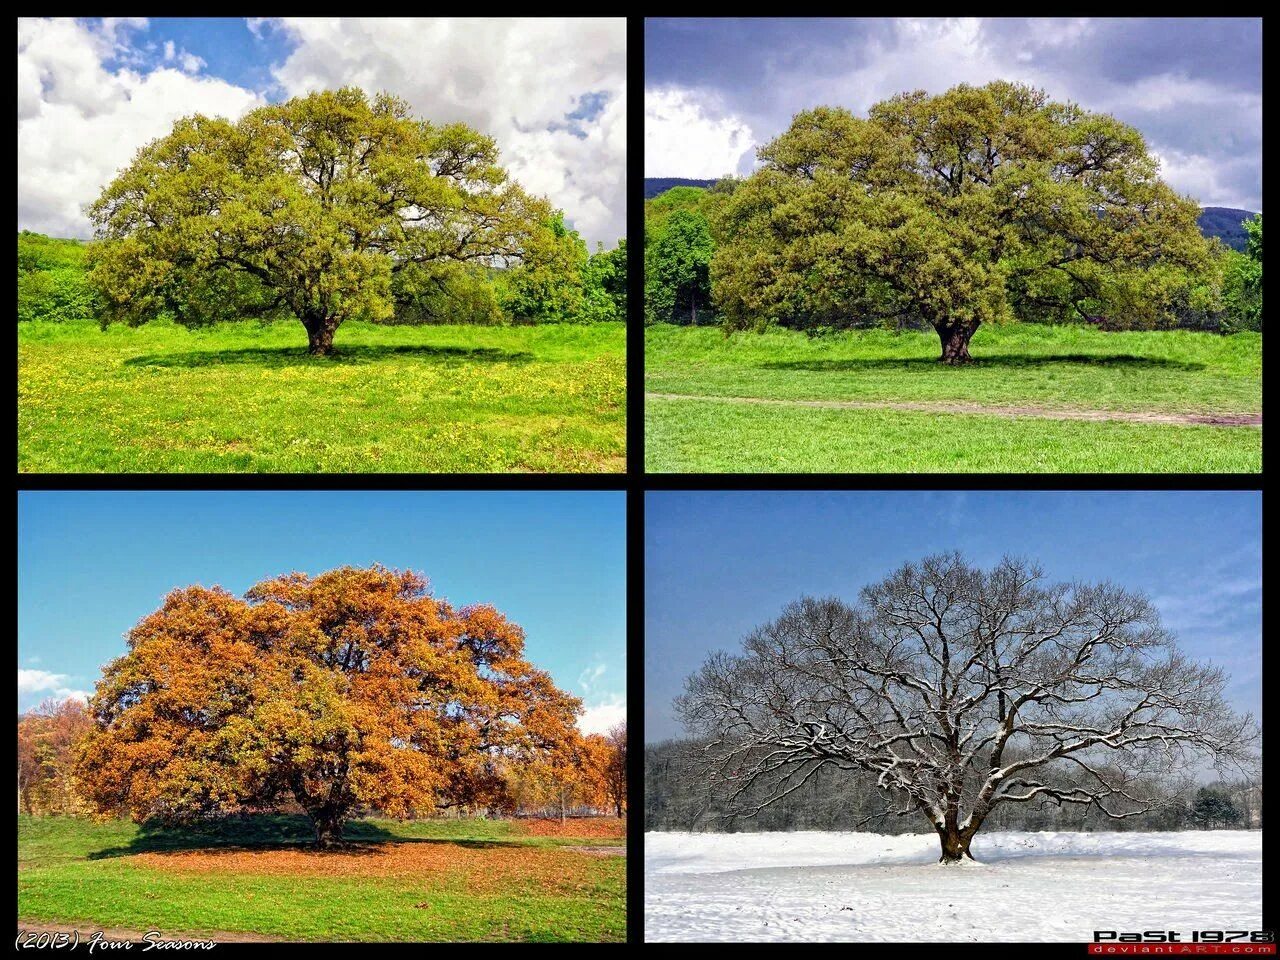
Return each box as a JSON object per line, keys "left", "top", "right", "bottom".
{"left": 75, "top": 566, "right": 583, "bottom": 845}
{"left": 514, "top": 817, "right": 627, "bottom": 838}
{"left": 18, "top": 698, "right": 93, "bottom": 815}
{"left": 131, "top": 842, "right": 608, "bottom": 893}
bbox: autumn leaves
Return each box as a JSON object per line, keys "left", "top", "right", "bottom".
{"left": 75, "top": 565, "right": 624, "bottom": 847}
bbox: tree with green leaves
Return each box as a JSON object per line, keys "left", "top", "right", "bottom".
{"left": 88, "top": 87, "right": 555, "bottom": 355}
{"left": 710, "top": 81, "right": 1215, "bottom": 362}
{"left": 1218, "top": 215, "right": 1262, "bottom": 332}
{"left": 646, "top": 210, "right": 715, "bottom": 325}
{"left": 497, "top": 212, "right": 588, "bottom": 325}
{"left": 583, "top": 239, "right": 628, "bottom": 323}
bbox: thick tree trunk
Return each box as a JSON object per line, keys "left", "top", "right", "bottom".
{"left": 615, "top": 799, "right": 623, "bottom": 819}
{"left": 302, "top": 315, "right": 340, "bottom": 356}
{"left": 310, "top": 808, "right": 345, "bottom": 849}
{"left": 936, "top": 815, "right": 979, "bottom": 864}
{"left": 936, "top": 320, "right": 978, "bottom": 365}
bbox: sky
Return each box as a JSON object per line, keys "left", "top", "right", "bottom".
{"left": 645, "top": 17, "right": 1262, "bottom": 211}
{"left": 17, "top": 17, "right": 626, "bottom": 247}
{"left": 645, "top": 491, "right": 1261, "bottom": 744}
{"left": 18, "top": 491, "right": 626, "bottom": 734}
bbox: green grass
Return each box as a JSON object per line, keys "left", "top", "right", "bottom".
{"left": 19, "top": 319, "right": 625, "bottom": 473}
{"left": 18, "top": 814, "right": 625, "bottom": 942}
{"left": 645, "top": 324, "right": 1262, "bottom": 473}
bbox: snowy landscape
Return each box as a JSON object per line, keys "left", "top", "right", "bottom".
{"left": 645, "top": 830, "right": 1262, "bottom": 942}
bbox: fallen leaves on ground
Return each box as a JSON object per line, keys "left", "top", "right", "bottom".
{"left": 514, "top": 818, "right": 627, "bottom": 838}
{"left": 132, "top": 840, "right": 614, "bottom": 894}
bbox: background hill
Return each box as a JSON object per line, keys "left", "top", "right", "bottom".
{"left": 1196, "top": 208, "right": 1258, "bottom": 251}
{"left": 643, "top": 177, "right": 716, "bottom": 199}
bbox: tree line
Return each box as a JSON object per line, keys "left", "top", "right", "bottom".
{"left": 646, "top": 737, "right": 1260, "bottom": 834}
{"left": 645, "top": 81, "right": 1263, "bottom": 360}
{"left": 18, "top": 566, "right": 626, "bottom": 846}
{"left": 19, "top": 87, "right": 626, "bottom": 351}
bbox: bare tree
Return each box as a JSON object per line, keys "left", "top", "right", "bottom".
{"left": 677, "top": 553, "right": 1257, "bottom": 863}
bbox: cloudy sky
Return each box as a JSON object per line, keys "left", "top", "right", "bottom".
{"left": 18, "top": 17, "right": 626, "bottom": 247}
{"left": 19, "top": 491, "right": 626, "bottom": 736}
{"left": 645, "top": 17, "right": 1261, "bottom": 211}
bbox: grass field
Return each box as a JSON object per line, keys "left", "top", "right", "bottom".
{"left": 645, "top": 324, "right": 1262, "bottom": 472}
{"left": 17, "top": 814, "right": 626, "bottom": 942}
{"left": 18, "top": 319, "right": 625, "bottom": 473}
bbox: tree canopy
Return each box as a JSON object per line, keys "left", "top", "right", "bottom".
{"left": 678, "top": 553, "right": 1256, "bottom": 862}
{"left": 76, "top": 565, "right": 584, "bottom": 846}
{"left": 709, "top": 81, "right": 1216, "bottom": 362}
{"left": 88, "top": 88, "right": 559, "bottom": 354}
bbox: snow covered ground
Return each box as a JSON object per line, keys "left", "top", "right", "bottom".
{"left": 645, "top": 830, "right": 1262, "bottom": 942}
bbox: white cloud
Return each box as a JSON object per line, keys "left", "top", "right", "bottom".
{"left": 263, "top": 17, "right": 627, "bottom": 247}
{"left": 18, "top": 17, "right": 265, "bottom": 239}
{"left": 18, "top": 669, "right": 90, "bottom": 711}
{"left": 163, "top": 39, "right": 175, "bottom": 61}
{"left": 179, "top": 51, "right": 206, "bottom": 74}
{"left": 579, "top": 697, "right": 626, "bottom": 736}
{"left": 645, "top": 86, "right": 755, "bottom": 178}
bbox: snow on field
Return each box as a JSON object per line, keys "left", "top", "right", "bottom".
{"left": 645, "top": 830, "right": 1262, "bottom": 942}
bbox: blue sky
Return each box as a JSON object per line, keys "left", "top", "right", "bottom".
{"left": 645, "top": 490, "right": 1261, "bottom": 743}
{"left": 645, "top": 17, "right": 1262, "bottom": 212}
{"left": 18, "top": 491, "right": 626, "bottom": 732}
{"left": 19, "top": 17, "right": 626, "bottom": 246}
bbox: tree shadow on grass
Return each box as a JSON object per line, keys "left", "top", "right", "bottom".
{"left": 122, "top": 344, "right": 535, "bottom": 369}
{"left": 761, "top": 354, "right": 1206, "bottom": 372}
{"left": 88, "top": 813, "right": 511, "bottom": 860}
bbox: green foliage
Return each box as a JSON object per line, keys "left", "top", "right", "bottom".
{"left": 496, "top": 213, "right": 588, "bottom": 324}
{"left": 497, "top": 216, "right": 626, "bottom": 324}
{"left": 87, "top": 87, "right": 555, "bottom": 354}
{"left": 644, "top": 185, "right": 709, "bottom": 236}
{"left": 18, "top": 231, "right": 89, "bottom": 273}
{"left": 18, "top": 267, "right": 99, "bottom": 323}
{"left": 645, "top": 211, "right": 715, "bottom": 325}
{"left": 581, "top": 239, "right": 627, "bottom": 323}
{"left": 390, "top": 262, "right": 504, "bottom": 326}
{"left": 710, "top": 82, "right": 1216, "bottom": 361}
{"left": 17, "top": 234, "right": 99, "bottom": 323}
{"left": 1215, "top": 215, "right": 1263, "bottom": 333}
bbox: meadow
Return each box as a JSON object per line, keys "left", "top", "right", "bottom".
{"left": 18, "top": 319, "right": 625, "bottom": 473}
{"left": 17, "top": 814, "right": 626, "bottom": 943}
{"left": 645, "top": 324, "right": 1262, "bottom": 473}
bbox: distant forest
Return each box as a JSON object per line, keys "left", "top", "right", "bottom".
{"left": 645, "top": 738, "right": 1262, "bottom": 834}
{"left": 642, "top": 180, "right": 1257, "bottom": 251}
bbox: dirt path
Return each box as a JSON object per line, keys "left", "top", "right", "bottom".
{"left": 646, "top": 392, "right": 1262, "bottom": 427}
{"left": 18, "top": 921, "right": 285, "bottom": 943}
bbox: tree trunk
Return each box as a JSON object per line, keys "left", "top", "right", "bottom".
{"left": 936, "top": 320, "right": 978, "bottom": 365}
{"left": 311, "top": 809, "right": 345, "bottom": 849}
{"left": 615, "top": 798, "right": 623, "bottom": 818}
{"left": 302, "top": 315, "right": 340, "bottom": 356}
{"left": 936, "top": 816, "right": 978, "bottom": 864}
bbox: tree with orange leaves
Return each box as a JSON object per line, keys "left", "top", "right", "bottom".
{"left": 603, "top": 722, "right": 627, "bottom": 818}
{"left": 17, "top": 697, "right": 93, "bottom": 815}
{"left": 75, "top": 566, "right": 583, "bottom": 847}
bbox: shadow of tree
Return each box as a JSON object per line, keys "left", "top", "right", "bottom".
{"left": 88, "top": 813, "right": 511, "bottom": 859}
{"left": 122, "top": 344, "right": 535, "bottom": 369}
{"left": 760, "top": 354, "right": 1206, "bottom": 372}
